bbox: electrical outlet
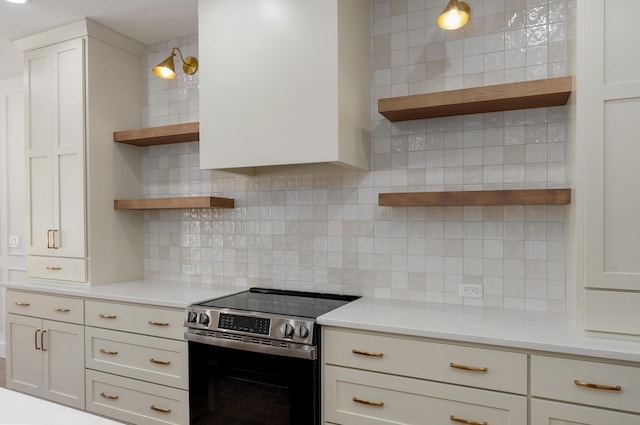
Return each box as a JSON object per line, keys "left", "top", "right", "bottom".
{"left": 9, "top": 235, "right": 21, "bottom": 249}
{"left": 458, "top": 284, "right": 483, "bottom": 298}
{"left": 182, "top": 264, "right": 195, "bottom": 275}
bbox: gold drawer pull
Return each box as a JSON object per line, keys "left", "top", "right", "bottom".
{"left": 35, "top": 329, "right": 41, "bottom": 350}
{"left": 450, "top": 362, "right": 488, "bottom": 373}
{"left": 150, "top": 405, "right": 172, "bottom": 413}
{"left": 98, "top": 313, "right": 117, "bottom": 319}
{"left": 15, "top": 302, "right": 30, "bottom": 307}
{"left": 148, "top": 320, "right": 170, "bottom": 326}
{"left": 41, "top": 330, "right": 47, "bottom": 352}
{"left": 100, "top": 348, "right": 118, "bottom": 355}
{"left": 352, "top": 396, "right": 384, "bottom": 407}
{"left": 450, "top": 414, "right": 488, "bottom": 425}
{"left": 150, "top": 358, "right": 171, "bottom": 365}
{"left": 352, "top": 349, "right": 384, "bottom": 358}
{"left": 100, "top": 392, "right": 119, "bottom": 400}
{"left": 574, "top": 379, "right": 622, "bottom": 392}
{"left": 52, "top": 307, "right": 70, "bottom": 312}
{"left": 46, "top": 266, "right": 62, "bottom": 271}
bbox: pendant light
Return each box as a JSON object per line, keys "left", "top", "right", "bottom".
{"left": 152, "top": 47, "right": 198, "bottom": 80}
{"left": 437, "top": 0, "right": 471, "bottom": 30}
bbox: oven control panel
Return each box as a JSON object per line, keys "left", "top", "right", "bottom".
{"left": 184, "top": 308, "right": 316, "bottom": 345}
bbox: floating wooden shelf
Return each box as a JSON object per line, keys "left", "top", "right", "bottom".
{"left": 113, "top": 122, "right": 199, "bottom": 146}
{"left": 114, "top": 196, "right": 234, "bottom": 210}
{"left": 378, "top": 189, "right": 571, "bottom": 207}
{"left": 378, "top": 77, "right": 572, "bottom": 122}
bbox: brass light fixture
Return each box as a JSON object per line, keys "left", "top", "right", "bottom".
{"left": 152, "top": 47, "right": 198, "bottom": 80}
{"left": 437, "top": 0, "right": 471, "bottom": 30}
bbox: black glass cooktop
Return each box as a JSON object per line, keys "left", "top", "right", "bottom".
{"left": 195, "top": 287, "right": 359, "bottom": 318}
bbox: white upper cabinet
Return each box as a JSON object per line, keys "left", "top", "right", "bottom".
{"left": 16, "top": 19, "right": 145, "bottom": 284}
{"left": 571, "top": 0, "right": 640, "bottom": 336}
{"left": 198, "top": 0, "right": 371, "bottom": 175}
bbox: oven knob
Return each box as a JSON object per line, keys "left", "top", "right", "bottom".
{"left": 282, "top": 323, "right": 295, "bottom": 339}
{"left": 187, "top": 311, "right": 198, "bottom": 323}
{"left": 198, "top": 313, "right": 210, "bottom": 326}
{"left": 297, "top": 325, "right": 310, "bottom": 338}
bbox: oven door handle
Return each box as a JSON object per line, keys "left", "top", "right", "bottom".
{"left": 185, "top": 331, "right": 317, "bottom": 361}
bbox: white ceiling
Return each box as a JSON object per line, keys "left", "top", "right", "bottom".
{"left": 0, "top": 0, "right": 198, "bottom": 80}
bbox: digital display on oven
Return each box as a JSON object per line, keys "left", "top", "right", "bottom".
{"left": 218, "top": 313, "right": 270, "bottom": 335}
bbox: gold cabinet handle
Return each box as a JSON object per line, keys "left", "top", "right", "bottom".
{"left": 450, "top": 362, "right": 488, "bottom": 373}
{"left": 47, "top": 229, "right": 53, "bottom": 249}
{"left": 352, "top": 349, "right": 384, "bottom": 358}
{"left": 99, "top": 348, "right": 119, "bottom": 355}
{"left": 100, "top": 392, "right": 119, "bottom": 400}
{"left": 450, "top": 414, "right": 488, "bottom": 425}
{"left": 98, "top": 313, "right": 117, "bottom": 319}
{"left": 46, "top": 266, "right": 62, "bottom": 271}
{"left": 52, "top": 229, "right": 59, "bottom": 249}
{"left": 41, "top": 330, "right": 47, "bottom": 352}
{"left": 150, "top": 358, "right": 171, "bottom": 365}
{"left": 35, "top": 329, "right": 41, "bottom": 350}
{"left": 352, "top": 396, "right": 384, "bottom": 407}
{"left": 574, "top": 379, "right": 622, "bottom": 392}
{"left": 148, "top": 320, "right": 170, "bottom": 326}
{"left": 53, "top": 307, "right": 70, "bottom": 312}
{"left": 150, "top": 405, "right": 172, "bottom": 413}
{"left": 14, "top": 302, "right": 30, "bottom": 307}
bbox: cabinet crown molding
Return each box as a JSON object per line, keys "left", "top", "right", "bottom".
{"left": 13, "top": 18, "right": 145, "bottom": 56}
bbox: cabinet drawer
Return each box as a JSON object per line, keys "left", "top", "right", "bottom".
{"left": 324, "top": 365, "right": 526, "bottom": 425}
{"left": 26, "top": 256, "right": 87, "bottom": 282}
{"left": 532, "top": 399, "right": 640, "bottom": 425}
{"left": 6, "top": 290, "right": 84, "bottom": 324}
{"left": 584, "top": 290, "right": 640, "bottom": 336}
{"left": 86, "top": 327, "right": 188, "bottom": 390}
{"left": 531, "top": 355, "right": 640, "bottom": 414}
{"left": 85, "top": 300, "right": 185, "bottom": 340}
{"left": 86, "top": 369, "right": 189, "bottom": 425}
{"left": 323, "top": 328, "right": 527, "bottom": 394}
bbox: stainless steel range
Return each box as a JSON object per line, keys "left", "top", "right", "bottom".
{"left": 184, "top": 287, "right": 359, "bottom": 425}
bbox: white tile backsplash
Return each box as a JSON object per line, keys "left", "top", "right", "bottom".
{"left": 141, "top": 0, "right": 567, "bottom": 311}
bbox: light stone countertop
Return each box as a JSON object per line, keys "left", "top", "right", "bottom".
{"left": 318, "top": 297, "right": 640, "bottom": 363}
{"left": 0, "top": 387, "right": 124, "bottom": 424}
{"left": 1, "top": 279, "right": 242, "bottom": 308}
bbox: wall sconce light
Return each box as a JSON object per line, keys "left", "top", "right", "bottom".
{"left": 437, "top": 0, "right": 471, "bottom": 30}
{"left": 152, "top": 47, "right": 198, "bottom": 80}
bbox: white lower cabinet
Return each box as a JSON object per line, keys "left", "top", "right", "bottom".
{"left": 84, "top": 300, "right": 189, "bottom": 425}
{"left": 323, "top": 328, "right": 527, "bottom": 425}
{"left": 5, "top": 290, "right": 85, "bottom": 409}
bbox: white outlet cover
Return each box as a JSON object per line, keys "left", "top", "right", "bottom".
{"left": 458, "top": 284, "right": 483, "bottom": 298}
{"left": 182, "top": 264, "right": 195, "bottom": 275}
{"left": 9, "top": 235, "right": 21, "bottom": 249}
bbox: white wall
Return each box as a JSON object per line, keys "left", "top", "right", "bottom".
{"left": 0, "top": 76, "right": 26, "bottom": 357}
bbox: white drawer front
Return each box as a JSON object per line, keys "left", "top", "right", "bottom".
{"left": 531, "top": 355, "right": 640, "bottom": 414}
{"left": 86, "top": 327, "right": 188, "bottom": 390}
{"left": 323, "top": 328, "right": 527, "bottom": 394}
{"left": 324, "top": 365, "right": 527, "bottom": 425}
{"left": 584, "top": 290, "right": 640, "bottom": 336}
{"left": 26, "top": 256, "right": 87, "bottom": 282}
{"left": 86, "top": 369, "right": 189, "bottom": 425}
{"left": 6, "top": 290, "right": 84, "bottom": 324}
{"left": 85, "top": 300, "right": 185, "bottom": 340}
{"left": 532, "top": 399, "right": 640, "bottom": 425}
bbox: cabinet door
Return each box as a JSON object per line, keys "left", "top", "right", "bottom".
{"left": 42, "top": 319, "right": 85, "bottom": 409}
{"left": 532, "top": 399, "right": 640, "bottom": 425}
{"left": 584, "top": 0, "right": 640, "bottom": 291}
{"left": 6, "top": 314, "right": 43, "bottom": 397}
{"left": 25, "top": 46, "right": 55, "bottom": 256}
{"left": 25, "top": 38, "right": 86, "bottom": 260}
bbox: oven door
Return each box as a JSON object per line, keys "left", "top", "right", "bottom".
{"left": 188, "top": 341, "right": 319, "bottom": 425}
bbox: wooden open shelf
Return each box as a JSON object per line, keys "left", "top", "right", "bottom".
{"left": 378, "top": 189, "right": 571, "bottom": 207}
{"left": 114, "top": 196, "right": 234, "bottom": 210}
{"left": 378, "top": 77, "right": 572, "bottom": 122}
{"left": 113, "top": 122, "right": 199, "bottom": 146}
